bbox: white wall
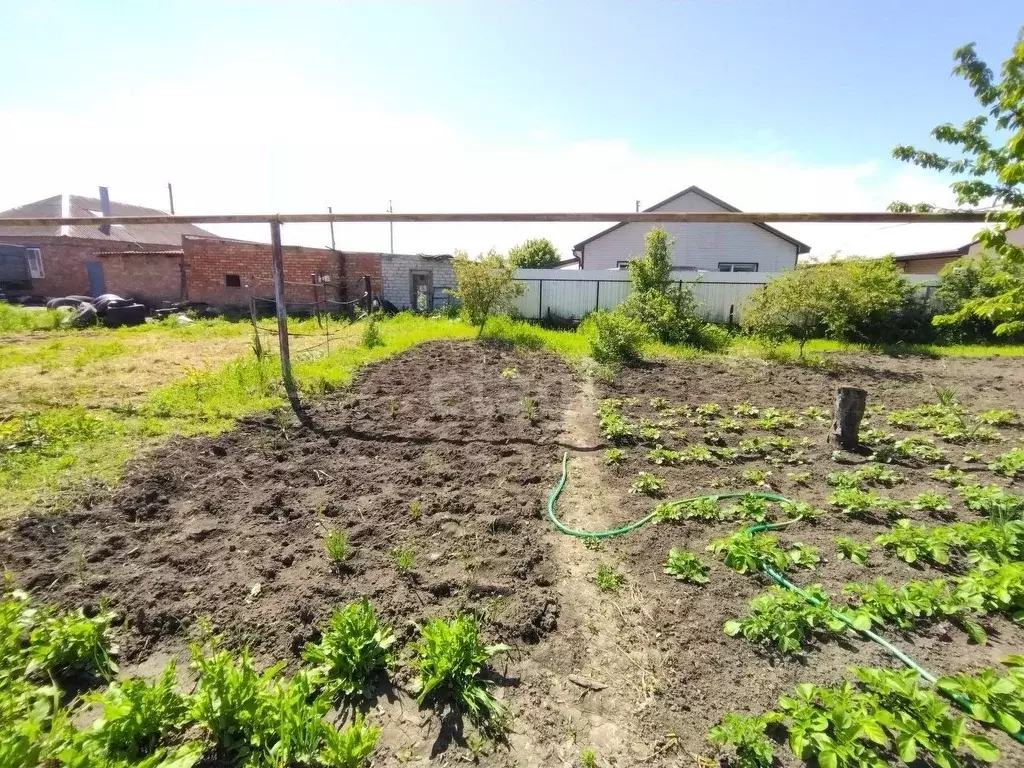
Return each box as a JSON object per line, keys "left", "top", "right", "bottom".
{"left": 578, "top": 189, "right": 800, "bottom": 272}
{"left": 512, "top": 269, "right": 940, "bottom": 324}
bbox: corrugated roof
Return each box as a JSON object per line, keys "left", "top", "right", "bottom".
{"left": 0, "top": 194, "right": 220, "bottom": 246}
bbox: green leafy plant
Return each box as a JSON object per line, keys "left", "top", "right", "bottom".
{"left": 664, "top": 549, "right": 710, "bottom": 584}
{"left": 603, "top": 447, "right": 626, "bottom": 465}
{"left": 412, "top": 616, "right": 510, "bottom": 730}
{"left": 27, "top": 606, "right": 117, "bottom": 679}
{"left": 959, "top": 483, "right": 1024, "bottom": 522}
{"left": 780, "top": 499, "right": 822, "bottom": 521}
{"left": 638, "top": 425, "right": 662, "bottom": 442}
{"left": 680, "top": 444, "right": 716, "bottom": 463}
{"left": 324, "top": 529, "right": 349, "bottom": 565}
{"left": 646, "top": 445, "right": 680, "bottom": 465}
{"left": 875, "top": 520, "right": 950, "bottom": 565}
{"left": 828, "top": 487, "right": 886, "bottom": 516}
{"left": 788, "top": 543, "right": 821, "bottom": 569}
{"left": 843, "top": 577, "right": 987, "bottom": 643}
{"left": 579, "top": 747, "right": 598, "bottom": 768}
{"left": 734, "top": 402, "right": 759, "bottom": 417}
{"left": 755, "top": 407, "right": 800, "bottom": 431}
{"left": 500, "top": 367, "right": 518, "bottom": 379}
{"left": 302, "top": 600, "right": 396, "bottom": 699}
{"left": 990, "top": 448, "right": 1024, "bottom": 479}
{"left": 522, "top": 397, "right": 538, "bottom": 425}
{"left": 912, "top": 491, "right": 952, "bottom": 514}
{"left": 586, "top": 310, "right": 651, "bottom": 365}
{"left": 595, "top": 564, "right": 625, "bottom": 592}
{"left": 317, "top": 714, "right": 380, "bottom": 768}
{"left": 708, "top": 531, "right": 789, "bottom": 574}
{"left": 629, "top": 471, "right": 665, "bottom": 497}
{"left": 697, "top": 402, "right": 722, "bottom": 417}
{"left": 654, "top": 496, "right": 721, "bottom": 524}
{"left": 787, "top": 470, "right": 812, "bottom": 486}
{"left": 724, "top": 586, "right": 859, "bottom": 654}
{"left": 360, "top": 315, "right": 384, "bottom": 348}
{"left": 409, "top": 498, "right": 422, "bottom": 521}
{"left": 717, "top": 416, "right": 745, "bottom": 433}
{"left": 741, "top": 469, "right": 772, "bottom": 488}
{"left": 937, "top": 659, "right": 1024, "bottom": 735}
{"left": 649, "top": 396, "right": 669, "bottom": 410}
{"left": 449, "top": 251, "right": 525, "bottom": 336}
{"left": 978, "top": 409, "right": 1016, "bottom": 425}
{"left": 707, "top": 713, "right": 778, "bottom": 768}
{"left": 507, "top": 237, "right": 561, "bottom": 269}
{"left": 723, "top": 494, "right": 772, "bottom": 523}
{"left": 82, "top": 661, "right": 189, "bottom": 758}
{"left": 802, "top": 406, "right": 829, "bottom": 422}
{"left": 834, "top": 537, "right": 870, "bottom": 565}
{"left": 932, "top": 465, "right": 968, "bottom": 486}
{"left": 392, "top": 548, "right": 416, "bottom": 574}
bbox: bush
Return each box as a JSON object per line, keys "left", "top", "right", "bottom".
{"left": 934, "top": 253, "right": 1024, "bottom": 342}
{"left": 448, "top": 250, "right": 525, "bottom": 336}
{"left": 584, "top": 311, "right": 650, "bottom": 364}
{"left": 508, "top": 238, "right": 561, "bottom": 269}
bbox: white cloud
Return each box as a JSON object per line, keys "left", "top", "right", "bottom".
{"left": 0, "top": 66, "right": 983, "bottom": 261}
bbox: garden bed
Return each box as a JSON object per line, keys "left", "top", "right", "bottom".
{"left": 3, "top": 343, "right": 1024, "bottom": 766}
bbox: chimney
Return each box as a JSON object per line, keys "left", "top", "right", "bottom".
{"left": 98, "top": 186, "right": 111, "bottom": 236}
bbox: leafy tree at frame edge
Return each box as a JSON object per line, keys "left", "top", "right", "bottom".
{"left": 889, "top": 30, "right": 1024, "bottom": 338}
{"left": 449, "top": 250, "right": 525, "bottom": 336}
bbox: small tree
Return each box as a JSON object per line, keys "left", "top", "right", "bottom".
{"left": 508, "top": 238, "right": 561, "bottom": 269}
{"left": 448, "top": 250, "right": 525, "bottom": 336}
{"left": 743, "top": 265, "right": 844, "bottom": 357}
{"left": 889, "top": 32, "right": 1024, "bottom": 338}
{"left": 628, "top": 228, "right": 673, "bottom": 293}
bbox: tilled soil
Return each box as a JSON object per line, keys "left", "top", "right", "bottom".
{"left": 5, "top": 345, "right": 1024, "bottom": 766}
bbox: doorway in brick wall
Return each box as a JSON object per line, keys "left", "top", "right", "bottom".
{"left": 411, "top": 271, "right": 432, "bottom": 311}
{"left": 87, "top": 262, "right": 106, "bottom": 296}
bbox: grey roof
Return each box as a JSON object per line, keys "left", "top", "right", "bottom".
{"left": 892, "top": 245, "right": 969, "bottom": 262}
{"left": 0, "top": 194, "right": 220, "bottom": 246}
{"left": 573, "top": 185, "right": 812, "bottom": 254}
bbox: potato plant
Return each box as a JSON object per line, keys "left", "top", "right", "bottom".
{"left": 629, "top": 471, "right": 665, "bottom": 496}
{"left": 708, "top": 531, "right": 789, "bottom": 574}
{"left": 834, "top": 537, "right": 870, "bottom": 565}
{"left": 724, "top": 586, "right": 860, "bottom": 654}
{"left": 663, "top": 549, "right": 710, "bottom": 584}
{"left": 875, "top": 519, "right": 951, "bottom": 565}
{"left": 707, "top": 712, "right": 778, "bottom": 768}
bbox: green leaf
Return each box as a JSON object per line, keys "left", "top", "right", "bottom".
{"left": 860, "top": 719, "right": 888, "bottom": 745}
{"left": 723, "top": 620, "right": 742, "bottom": 636}
{"left": 964, "top": 733, "right": 1000, "bottom": 762}
{"left": 818, "top": 748, "right": 838, "bottom": 768}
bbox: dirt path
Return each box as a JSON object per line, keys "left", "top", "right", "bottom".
{"left": 509, "top": 376, "right": 671, "bottom": 766}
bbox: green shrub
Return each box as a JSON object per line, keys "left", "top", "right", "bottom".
{"left": 448, "top": 250, "right": 525, "bottom": 336}
{"left": 302, "top": 600, "right": 396, "bottom": 699}
{"left": 360, "top": 315, "right": 383, "bottom": 349}
{"left": 508, "top": 238, "right": 560, "bottom": 269}
{"left": 584, "top": 310, "right": 650, "bottom": 364}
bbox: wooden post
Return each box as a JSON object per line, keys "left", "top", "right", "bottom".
{"left": 269, "top": 221, "right": 295, "bottom": 397}
{"left": 311, "top": 273, "right": 322, "bottom": 329}
{"left": 833, "top": 386, "right": 867, "bottom": 451}
{"left": 246, "top": 283, "right": 263, "bottom": 360}
{"left": 363, "top": 275, "right": 372, "bottom": 312}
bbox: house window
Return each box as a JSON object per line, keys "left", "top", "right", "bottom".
{"left": 26, "top": 248, "right": 44, "bottom": 279}
{"left": 615, "top": 261, "right": 630, "bottom": 270}
{"left": 670, "top": 265, "right": 698, "bottom": 272}
{"left": 718, "top": 262, "right": 758, "bottom": 273}
{"left": 225, "top": 274, "right": 241, "bottom": 287}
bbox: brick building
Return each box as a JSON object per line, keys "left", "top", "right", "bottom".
{"left": 0, "top": 192, "right": 218, "bottom": 300}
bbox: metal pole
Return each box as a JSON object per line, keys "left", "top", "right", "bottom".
{"left": 167, "top": 183, "right": 175, "bottom": 214}
{"left": 269, "top": 221, "right": 295, "bottom": 396}
{"left": 328, "top": 206, "right": 336, "bottom": 250}
{"left": 364, "top": 274, "right": 373, "bottom": 312}
{"left": 388, "top": 200, "right": 394, "bottom": 254}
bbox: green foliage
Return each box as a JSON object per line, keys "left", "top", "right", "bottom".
{"left": 646, "top": 445, "right": 680, "bottom": 465}
{"left": 324, "top": 529, "right": 349, "bottom": 565}
{"left": 585, "top": 310, "right": 650, "bottom": 365}
{"left": 507, "top": 238, "right": 561, "bottom": 269}
{"left": 958, "top": 483, "right": 1024, "bottom": 522}
{"left": 844, "top": 577, "right": 988, "bottom": 643}
{"left": 875, "top": 519, "right": 951, "bottom": 565}
{"left": 977, "top": 408, "right": 1016, "bottom": 425}
{"left": 734, "top": 401, "right": 760, "bottom": 417}
{"left": 521, "top": 396, "right": 538, "bottom": 424}
{"left": 449, "top": 250, "right": 525, "bottom": 336}
{"left": 741, "top": 469, "right": 772, "bottom": 487}
{"left": 302, "top": 601, "right": 396, "bottom": 699}
{"left": 28, "top": 606, "right": 117, "bottom": 679}
{"left": 318, "top": 714, "right": 381, "bottom": 768}
{"left": 360, "top": 315, "right": 384, "bottom": 349}
{"left": 708, "top": 531, "right": 789, "bottom": 574}
{"left": 938, "top": 659, "right": 1024, "bottom": 736}
{"left": 392, "top": 548, "right": 416, "bottom": 573}
{"left": 413, "top": 616, "right": 509, "bottom": 731}
{"left": 595, "top": 564, "right": 625, "bottom": 592}
{"left": 835, "top": 537, "right": 870, "bottom": 565}
{"left": 579, "top": 747, "right": 598, "bottom": 768}
{"left": 754, "top": 407, "right": 800, "bottom": 431}
{"left": 82, "top": 662, "right": 189, "bottom": 758}
{"left": 891, "top": 35, "right": 1024, "bottom": 339}
{"left": 723, "top": 494, "right": 772, "bottom": 522}
{"left": 597, "top": 398, "right": 637, "bottom": 444}
{"left": 663, "top": 549, "right": 710, "bottom": 584}
{"left": 603, "top": 447, "right": 626, "bottom": 465}
{"left": 827, "top": 464, "right": 903, "bottom": 492}
{"left": 935, "top": 253, "right": 1024, "bottom": 341}
{"left": 990, "top": 447, "right": 1024, "bottom": 478}
{"left": 912, "top": 491, "right": 952, "bottom": 514}
{"left": 788, "top": 543, "right": 821, "bottom": 569}
{"left": 828, "top": 488, "right": 889, "bottom": 516}
{"left": 653, "top": 496, "right": 721, "bottom": 523}
{"left": 707, "top": 712, "right": 778, "bottom": 768}
{"left": 932, "top": 465, "right": 968, "bottom": 486}
{"left": 629, "top": 471, "right": 665, "bottom": 496}
{"left": 724, "top": 586, "right": 857, "bottom": 654}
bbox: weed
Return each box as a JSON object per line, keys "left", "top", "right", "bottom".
{"left": 649, "top": 396, "right": 669, "bottom": 410}
{"left": 500, "top": 367, "right": 518, "bottom": 379}
{"left": 787, "top": 543, "right": 821, "bottom": 569}
{"left": 303, "top": 600, "right": 396, "bottom": 699}
{"left": 361, "top": 315, "right": 384, "bottom": 348}
{"left": 392, "top": 548, "right": 416, "bottom": 574}
{"left": 522, "top": 397, "right": 539, "bottom": 425}
{"left": 318, "top": 714, "right": 381, "bottom": 768}
{"left": 708, "top": 531, "right": 789, "bottom": 574}
{"left": 664, "top": 549, "right": 710, "bottom": 584}
{"left": 325, "top": 529, "right": 349, "bottom": 565}
{"left": 595, "top": 564, "right": 625, "bottom": 592}
{"left": 579, "top": 747, "right": 598, "bottom": 768}
{"left": 410, "top": 498, "right": 422, "bottom": 521}
{"left": 977, "top": 409, "right": 1016, "bottom": 425}
{"left": 629, "top": 471, "right": 665, "bottom": 497}
{"left": 603, "top": 447, "right": 626, "bottom": 465}
{"left": 412, "top": 615, "right": 510, "bottom": 731}
{"left": 835, "top": 537, "right": 870, "bottom": 565}
{"left": 386, "top": 397, "right": 399, "bottom": 418}
{"left": 707, "top": 713, "right": 778, "bottom": 768}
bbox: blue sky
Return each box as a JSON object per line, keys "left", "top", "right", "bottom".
{"left": 1, "top": 1, "right": 1020, "bottom": 257}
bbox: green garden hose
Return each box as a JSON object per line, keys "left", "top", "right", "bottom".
{"left": 547, "top": 451, "right": 1024, "bottom": 747}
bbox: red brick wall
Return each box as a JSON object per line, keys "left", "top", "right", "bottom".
{"left": 100, "top": 253, "right": 184, "bottom": 307}
{"left": 0, "top": 236, "right": 108, "bottom": 297}
{"left": 181, "top": 237, "right": 382, "bottom": 309}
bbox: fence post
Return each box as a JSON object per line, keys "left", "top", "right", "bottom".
{"left": 595, "top": 280, "right": 601, "bottom": 312}
{"left": 364, "top": 275, "right": 373, "bottom": 311}
{"left": 269, "top": 221, "right": 296, "bottom": 399}
{"left": 538, "top": 279, "right": 543, "bottom": 320}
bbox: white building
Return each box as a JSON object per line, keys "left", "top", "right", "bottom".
{"left": 572, "top": 185, "right": 810, "bottom": 273}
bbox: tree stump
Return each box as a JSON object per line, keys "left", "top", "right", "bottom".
{"left": 832, "top": 386, "right": 867, "bottom": 451}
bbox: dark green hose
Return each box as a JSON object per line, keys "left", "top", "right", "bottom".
{"left": 547, "top": 451, "right": 1024, "bottom": 747}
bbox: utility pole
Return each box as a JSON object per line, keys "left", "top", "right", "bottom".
{"left": 635, "top": 200, "right": 640, "bottom": 212}
{"left": 167, "top": 183, "right": 175, "bottom": 214}
{"left": 388, "top": 200, "right": 394, "bottom": 254}
{"left": 327, "top": 206, "right": 336, "bottom": 250}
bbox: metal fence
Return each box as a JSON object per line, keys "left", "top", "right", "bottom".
{"left": 511, "top": 269, "right": 941, "bottom": 324}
